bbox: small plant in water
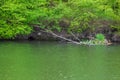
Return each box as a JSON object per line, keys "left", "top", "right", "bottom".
{"left": 95, "top": 33, "right": 105, "bottom": 41}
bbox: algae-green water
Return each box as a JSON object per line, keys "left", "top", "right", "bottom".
{"left": 0, "top": 41, "right": 120, "bottom": 80}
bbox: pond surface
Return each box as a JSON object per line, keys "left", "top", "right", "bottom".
{"left": 0, "top": 41, "right": 120, "bottom": 80}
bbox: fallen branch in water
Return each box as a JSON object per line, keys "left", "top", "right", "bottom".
{"left": 40, "top": 29, "right": 81, "bottom": 44}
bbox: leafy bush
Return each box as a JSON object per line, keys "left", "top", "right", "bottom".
{"left": 95, "top": 33, "right": 105, "bottom": 41}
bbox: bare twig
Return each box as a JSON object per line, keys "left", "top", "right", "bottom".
{"left": 70, "top": 32, "right": 80, "bottom": 42}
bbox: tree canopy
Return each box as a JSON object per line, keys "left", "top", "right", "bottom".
{"left": 0, "top": 0, "right": 120, "bottom": 39}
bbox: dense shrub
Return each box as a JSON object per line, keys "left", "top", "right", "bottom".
{"left": 95, "top": 33, "right": 105, "bottom": 41}
{"left": 0, "top": 0, "right": 120, "bottom": 39}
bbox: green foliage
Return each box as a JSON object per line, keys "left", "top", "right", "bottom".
{"left": 0, "top": 0, "right": 120, "bottom": 39}
{"left": 95, "top": 33, "right": 105, "bottom": 41}
{"left": 0, "top": 0, "right": 32, "bottom": 39}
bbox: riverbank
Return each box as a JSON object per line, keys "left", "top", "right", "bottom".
{"left": 0, "top": 27, "right": 120, "bottom": 45}
{"left": 11, "top": 26, "right": 119, "bottom": 43}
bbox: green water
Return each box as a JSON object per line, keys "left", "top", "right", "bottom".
{"left": 0, "top": 41, "right": 120, "bottom": 80}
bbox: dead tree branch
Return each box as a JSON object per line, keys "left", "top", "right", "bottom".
{"left": 40, "top": 29, "right": 81, "bottom": 44}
